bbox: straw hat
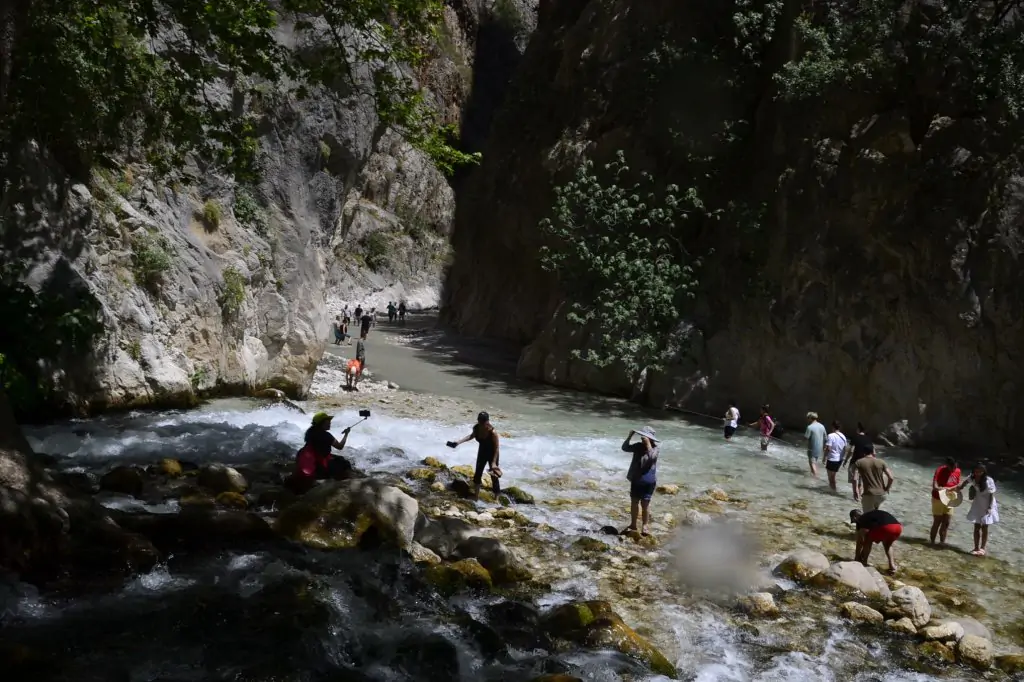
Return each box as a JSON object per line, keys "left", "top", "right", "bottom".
{"left": 635, "top": 426, "right": 659, "bottom": 442}
{"left": 938, "top": 488, "right": 963, "bottom": 508}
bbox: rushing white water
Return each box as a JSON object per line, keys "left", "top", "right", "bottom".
{"left": 17, "top": 395, "right": 1021, "bottom": 680}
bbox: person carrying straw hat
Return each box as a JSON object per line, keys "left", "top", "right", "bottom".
{"left": 622, "top": 426, "right": 660, "bottom": 536}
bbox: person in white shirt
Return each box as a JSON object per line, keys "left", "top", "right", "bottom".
{"left": 723, "top": 399, "right": 740, "bottom": 440}
{"left": 823, "top": 420, "right": 848, "bottom": 491}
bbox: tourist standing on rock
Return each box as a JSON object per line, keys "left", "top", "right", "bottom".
{"left": 398, "top": 301, "right": 407, "bottom": 324}
{"left": 622, "top": 426, "right": 659, "bottom": 536}
{"left": 957, "top": 464, "right": 999, "bottom": 557}
{"left": 841, "top": 423, "right": 873, "bottom": 501}
{"left": 850, "top": 508, "right": 902, "bottom": 573}
{"left": 332, "top": 316, "right": 344, "bottom": 345}
{"left": 723, "top": 400, "right": 740, "bottom": 440}
{"left": 447, "top": 411, "right": 501, "bottom": 496}
{"left": 387, "top": 301, "right": 397, "bottom": 322}
{"left": 854, "top": 447, "right": 894, "bottom": 512}
{"left": 823, "top": 421, "right": 848, "bottom": 492}
{"left": 748, "top": 404, "right": 775, "bottom": 452}
{"left": 360, "top": 310, "right": 373, "bottom": 340}
{"left": 804, "top": 412, "right": 826, "bottom": 478}
{"left": 291, "top": 412, "right": 352, "bottom": 492}
{"left": 929, "top": 457, "right": 962, "bottom": 545}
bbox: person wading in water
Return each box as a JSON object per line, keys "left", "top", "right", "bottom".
{"left": 841, "top": 422, "right": 873, "bottom": 501}
{"left": 823, "top": 420, "right": 848, "bottom": 492}
{"left": 804, "top": 412, "right": 826, "bottom": 478}
{"left": 622, "top": 426, "right": 659, "bottom": 536}
{"left": 929, "top": 457, "right": 961, "bottom": 545}
{"left": 448, "top": 412, "right": 501, "bottom": 496}
{"left": 748, "top": 404, "right": 775, "bottom": 452}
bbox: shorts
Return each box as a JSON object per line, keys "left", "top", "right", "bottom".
{"left": 825, "top": 459, "right": 842, "bottom": 473}
{"left": 316, "top": 456, "right": 352, "bottom": 480}
{"left": 759, "top": 436, "right": 770, "bottom": 449}
{"left": 861, "top": 493, "right": 886, "bottom": 512}
{"left": 931, "top": 497, "right": 953, "bottom": 516}
{"left": 724, "top": 425, "right": 737, "bottom": 439}
{"left": 866, "top": 523, "right": 902, "bottom": 545}
{"left": 630, "top": 481, "right": 656, "bottom": 502}
{"left": 808, "top": 451, "right": 821, "bottom": 462}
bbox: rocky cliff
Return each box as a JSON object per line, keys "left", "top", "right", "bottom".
{"left": 444, "top": 0, "right": 1024, "bottom": 453}
{"left": 1, "top": 0, "right": 537, "bottom": 416}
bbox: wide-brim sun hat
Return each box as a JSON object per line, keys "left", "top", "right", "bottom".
{"left": 635, "top": 426, "right": 659, "bottom": 442}
{"left": 938, "top": 488, "right": 963, "bottom": 508}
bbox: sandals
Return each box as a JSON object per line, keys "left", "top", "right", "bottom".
{"left": 970, "top": 548, "right": 987, "bottom": 556}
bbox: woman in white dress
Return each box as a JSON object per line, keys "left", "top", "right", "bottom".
{"left": 957, "top": 464, "right": 999, "bottom": 556}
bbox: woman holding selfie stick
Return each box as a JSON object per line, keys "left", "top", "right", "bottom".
{"left": 622, "top": 426, "right": 659, "bottom": 536}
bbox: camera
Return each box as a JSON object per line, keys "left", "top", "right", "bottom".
{"left": 358, "top": 409, "right": 371, "bottom": 418}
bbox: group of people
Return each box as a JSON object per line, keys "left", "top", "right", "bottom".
{"left": 333, "top": 302, "right": 403, "bottom": 346}
{"left": 385, "top": 301, "right": 407, "bottom": 324}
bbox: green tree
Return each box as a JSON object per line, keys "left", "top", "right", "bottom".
{"left": 538, "top": 152, "right": 712, "bottom": 378}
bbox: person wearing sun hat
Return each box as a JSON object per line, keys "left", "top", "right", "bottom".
{"left": 291, "top": 412, "right": 352, "bottom": 491}
{"left": 621, "top": 425, "right": 660, "bottom": 536}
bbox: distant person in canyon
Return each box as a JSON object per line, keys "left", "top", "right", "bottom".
{"left": 387, "top": 301, "right": 397, "bottom": 322}
{"left": 332, "top": 316, "right": 344, "bottom": 345}
{"left": 621, "top": 426, "right": 659, "bottom": 536}
{"left": 447, "top": 412, "right": 502, "bottom": 497}
{"left": 854, "top": 448, "right": 894, "bottom": 512}
{"left": 929, "top": 457, "right": 962, "bottom": 545}
{"left": 342, "top": 310, "right": 351, "bottom": 340}
{"left": 355, "top": 338, "right": 366, "bottom": 369}
{"left": 850, "top": 508, "right": 902, "bottom": 574}
{"left": 290, "top": 412, "right": 352, "bottom": 492}
{"left": 360, "top": 311, "right": 373, "bottom": 339}
{"left": 823, "top": 421, "right": 848, "bottom": 492}
{"left": 804, "top": 412, "right": 826, "bottom": 478}
{"left": 723, "top": 400, "right": 740, "bottom": 440}
{"left": 957, "top": 464, "right": 999, "bottom": 556}
{"left": 355, "top": 305, "right": 363, "bottom": 321}
{"left": 398, "top": 301, "right": 407, "bottom": 324}
{"left": 842, "top": 423, "right": 873, "bottom": 501}
{"left": 748, "top": 404, "right": 775, "bottom": 452}
{"left": 370, "top": 307, "right": 378, "bottom": 328}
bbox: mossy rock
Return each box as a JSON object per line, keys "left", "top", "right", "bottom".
{"left": 620, "top": 530, "right": 659, "bottom": 548}
{"left": 477, "top": 489, "right": 497, "bottom": 503}
{"left": 543, "top": 601, "right": 610, "bottom": 631}
{"left": 422, "top": 456, "right": 448, "bottom": 470}
{"left": 179, "top": 493, "right": 217, "bottom": 509}
{"left": 917, "top": 641, "right": 955, "bottom": 663}
{"left": 573, "top": 537, "right": 610, "bottom": 553}
{"left": 215, "top": 491, "right": 248, "bottom": 510}
{"left": 255, "top": 488, "right": 297, "bottom": 511}
{"left": 425, "top": 558, "right": 493, "bottom": 595}
{"left": 996, "top": 654, "right": 1024, "bottom": 674}
{"left": 406, "top": 468, "right": 437, "bottom": 483}
{"left": 504, "top": 486, "right": 535, "bottom": 504}
{"left": 157, "top": 458, "right": 184, "bottom": 477}
{"left": 100, "top": 465, "right": 146, "bottom": 497}
{"left": 450, "top": 464, "right": 477, "bottom": 479}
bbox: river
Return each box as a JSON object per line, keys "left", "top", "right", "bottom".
{"left": 5, "top": 315, "right": 1022, "bottom": 681}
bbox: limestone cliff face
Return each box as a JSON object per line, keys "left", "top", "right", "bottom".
{"left": 444, "top": 0, "right": 1024, "bottom": 452}
{"left": 1, "top": 1, "right": 537, "bottom": 415}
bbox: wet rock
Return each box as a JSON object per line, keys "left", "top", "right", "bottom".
{"left": 99, "top": 465, "right": 146, "bottom": 498}
{"left": 116, "top": 507, "right": 275, "bottom": 553}
{"left": 179, "top": 492, "right": 216, "bottom": 508}
{"left": 600, "top": 525, "right": 619, "bottom": 536}
{"left": 706, "top": 487, "right": 729, "bottom": 502}
{"left": 549, "top": 473, "right": 573, "bottom": 489}
{"left": 414, "top": 516, "right": 480, "bottom": 558}
{"left": 774, "top": 549, "right": 830, "bottom": 582}
{"left": 950, "top": 616, "right": 991, "bottom": 640}
{"left": 429, "top": 481, "right": 446, "bottom": 493}
{"left": 276, "top": 479, "right": 418, "bottom": 550}
{"left": 492, "top": 508, "right": 535, "bottom": 527}
{"left": 917, "top": 641, "right": 955, "bottom": 663}
{"left": 656, "top": 484, "right": 680, "bottom": 495}
{"left": 197, "top": 464, "right": 248, "bottom": 494}
{"left": 448, "top": 479, "right": 474, "bottom": 498}
{"left": 620, "top": 529, "right": 658, "bottom": 548}
{"left": 679, "top": 509, "right": 712, "bottom": 526}
{"left": 956, "top": 634, "right": 993, "bottom": 670}
{"left": 422, "top": 457, "right": 447, "bottom": 470}
{"left": 408, "top": 541, "right": 442, "bottom": 565}
{"left": 529, "top": 676, "right": 583, "bottom": 682}
{"left": 840, "top": 601, "right": 884, "bottom": 624}
{"left": 996, "top": 654, "right": 1024, "bottom": 674}
{"left": 886, "top": 585, "right": 931, "bottom": 628}
{"left": 215, "top": 491, "right": 248, "bottom": 510}
{"left": 451, "top": 464, "right": 488, "bottom": 487}
{"left": 815, "top": 561, "right": 891, "bottom": 599}
{"left": 256, "top": 388, "right": 286, "bottom": 400}
{"left": 406, "top": 468, "right": 437, "bottom": 483}
{"left": 920, "top": 621, "right": 964, "bottom": 642}
{"left": 254, "top": 488, "right": 297, "bottom": 511}
{"left": 573, "top": 536, "right": 610, "bottom": 553}
{"left": 453, "top": 536, "right": 532, "bottom": 584}
{"left": 156, "top": 458, "right": 183, "bottom": 477}
{"left": 425, "top": 558, "right": 493, "bottom": 594}
{"left": 886, "top": 617, "right": 918, "bottom": 635}
{"left": 542, "top": 601, "right": 677, "bottom": 678}
{"left": 486, "top": 601, "right": 552, "bottom": 651}
{"left": 739, "top": 592, "right": 779, "bottom": 618}
{"left": 504, "top": 486, "right": 535, "bottom": 504}
{"left": 52, "top": 471, "right": 98, "bottom": 495}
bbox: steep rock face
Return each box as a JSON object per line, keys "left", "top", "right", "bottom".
{"left": 444, "top": 0, "right": 1024, "bottom": 452}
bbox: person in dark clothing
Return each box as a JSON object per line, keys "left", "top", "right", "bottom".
{"left": 622, "top": 426, "right": 659, "bottom": 536}
{"left": 360, "top": 312, "right": 372, "bottom": 340}
{"left": 398, "top": 301, "right": 406, "bottom": 325}
{"left": 292, "top": 412, "right": 352, "bottom": 492}
{"left": 387, "top": 301, "right": 397, "bottom": 322}
{"left": 448, "top": 411, "right": 501, "bottom": 496}
{"left": 850, "top": 508, "right": 902, "bottom": 573}
{"left": 354, "top": 305, "right": 363, "bottom": 321}
{"left": 841, "top": 422, "right": 874, "bottom": 501}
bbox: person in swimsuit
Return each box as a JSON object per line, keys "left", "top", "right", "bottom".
{"left": 850, "top": 508, "right": 902, "bottom": 573}
{"left": 622, "top": 426, "right": 659, "bottom": 536}
{"left": 449, "top": 411, "right": 501, "bottom": 495}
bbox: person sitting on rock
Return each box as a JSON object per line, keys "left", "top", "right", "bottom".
{"left": 291, "top": 412, "right": 352, "bottom": 492}
{"left": 850, "top": 508, "right": 902, "bottom": 574}
{"left": 447, "top": 411, "right": 501, "bottom": 496}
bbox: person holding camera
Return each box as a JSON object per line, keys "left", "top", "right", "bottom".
{"left": 290, "top": 412, "right": 353, "bottom": 492}
{"left": 622, "top": 426, "right": 659, "bottom": 536}
{"left": 447, "top": 411, "right": 501, "bottom": 496}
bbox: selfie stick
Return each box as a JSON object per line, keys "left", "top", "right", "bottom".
{"left": 343, "top": 410, "right": 371, "bottom": 430}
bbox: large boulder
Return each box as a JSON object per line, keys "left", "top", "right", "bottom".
{"left": 814, "top": 561, "right": 891, "bottom": 599}
{"left": 115, "top": 507, "right": 275, "bottom": 553}
{"left": 99, "top": 465, "right": 146, "bottom": 498}
{"left": 452, "top": 536, "right": 532, "bottom": 584}
{"left": 774, "top": 549, "right": 830, "bottom": 582}
{"left": 886, "top": 585, "right": 930, "bottom": 628}
{"left": 414, "top": 516, "right": 481, "bottom": 558}
{"left": 739, "top": 592, "right": 779, "bottom": 619}
{"left": 885, "top": 617, "right": 917, "bottom": 635}
{"left": 425, "top": 558, "right": 493, "bottom": 594}
{"left": 920, "top": 621, "right": 964, "bottom": 642}
{"left": 839, "top": 601, "right": 884, "bottom": 625}
{"left": 541, "top": 601, "right": 678, "bottom": 679}
{"left": 950, "top": 616, "right": 991, "bottom": 640}
{"left": 956, "top": 634, "right": 994, "bottom": 670}
{"left": 996, "top": 654, "right": 1024, "bottom": 674}
{"left": 197, "top": 464, "right": 248, "bottom": 494}
{"left": 275, "top": 479, "right": 418, "bottom": 549}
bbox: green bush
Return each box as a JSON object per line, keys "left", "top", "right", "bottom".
{"left": 233, "top": 189, "right": 269, "bottom": 237}
{"left": 131, "top": 234, "right": 173, "bottom": 291}
{"left": 319, "top": 139, "right": 332, "bottom": 161}
{"left": 219, "top": 266, "right": 247, "bottom": 317}
{"left": 363, "top": 231, "right": 393, "bottom": 271}
{"left": 127, "top": 339, "right": 142, "bottom": 362}
{"left": 201, "top": 199, "right": 222, "bottom": 230}
{"left": 492, "top": 0, "right": 526, "bottom": 33}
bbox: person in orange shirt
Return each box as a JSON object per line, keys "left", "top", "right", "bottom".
{"left": 345, "top": 358, "right": 362, "bottom": 390}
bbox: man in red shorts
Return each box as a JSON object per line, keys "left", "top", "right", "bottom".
{"left": 849, "top": 508, "right": 902, "bottom": 573}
